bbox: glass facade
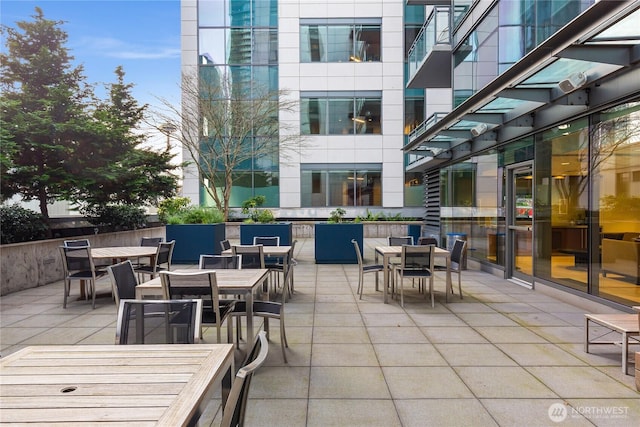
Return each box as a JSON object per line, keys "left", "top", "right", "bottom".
{"left": 301, "top": 165, "right": 382, "bottom": 207}
{"left": 300, "top": 92, "right": 382, "bottom": 135}
{"left": 453, "top": 0, "right": 592, "bottom": 106}
{"left": 197, "top": 0, "right": 279, "bottom": 207}
{"left": 300, "top": 19, "right": 381, "bottom": 62}
{"left": 438, "top": 100, "right": 639, "bottom": 305}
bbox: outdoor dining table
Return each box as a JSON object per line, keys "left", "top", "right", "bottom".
{"left": 136, "top": 268, "right": 270, "bottom": 344}
{"left": 72, "top": 246, "right": 160, "bottom": 300}
{"left": 0, "top": 343, "right": 234, "bottom": 426}
{"left": 375, "top": 245, "right": 452, "bottom": 304}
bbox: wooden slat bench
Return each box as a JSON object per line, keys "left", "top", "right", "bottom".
{"left": 584, "top": 313, "right": 640, "bottom": 375}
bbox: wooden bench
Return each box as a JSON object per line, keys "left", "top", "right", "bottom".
{"left": 585, "top": 313, "right": 640, "bottom": 375}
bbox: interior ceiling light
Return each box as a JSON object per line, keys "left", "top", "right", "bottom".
{"left": 470, "top": 123, "right": 488, "bottom": 137}
{"left": 558, "top": 71, "right": 587, "bottom": 93}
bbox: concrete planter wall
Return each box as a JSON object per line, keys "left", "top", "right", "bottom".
{"left": 0, "top": 227, "right": 165, "bottom": 296}
{"left": 225, "top": 221, "right": 422, "bottom": 239}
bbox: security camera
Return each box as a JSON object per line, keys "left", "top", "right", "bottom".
{"left": 558, "top": 72, "right": 587, "bottom": 93}
{"left": 470, "top": 123, "right": 488, "bottom": 137}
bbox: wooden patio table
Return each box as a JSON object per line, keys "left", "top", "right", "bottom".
{"left": 0, "top": 344, "right": 234, "bottom": 426}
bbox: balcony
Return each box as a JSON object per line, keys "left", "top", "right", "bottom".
{"left": 407, "top": 6, "right": 451, "bottom": 89}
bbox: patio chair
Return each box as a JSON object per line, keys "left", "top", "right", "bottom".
{"left": 115, "top": 299, "right": 202, "bottom": 344}
{"left": 253, "top": 236, "right": 280, "bottom": 246}
{"left": 160, "top": 270, "right": 236, "bottom": 343}
{"left": 434, "top": 239, "right": 466, "bottom": 298}
{"left": 220, "top": 331, "right": 269, "bottom": 427}
{"left": 388, "top": 236, "right": 414, "bottom": 246}
{"left": 63, "top": 239, "right": 90, "bottom": 247}
{"left": 135, "top": 240, "right": 175, "bottom": 281}
{"left": 60, "top": 245, "right": 107, "bottom": 309}
{"left": 352, "top": 239, "right": 384, "bottom": 300}
{"left": 199, "top": 254, "right": 242, "bottom": 270}
{"left": 395, "top": 244, "right": 435, "bottom": 308}
{"left": 140, "top": 237, "right": 163, "bottom": 247}
{"left": 232, "top": 245, "right": 265, "bottom": 270}
{"left": 230, "top": 264, "right": 293, "bottom": 363}
{"left": 269, "top": 239, "right": 297, "bottom": 299}
{"left": 220, "top": 239, "right": 232, "bottom": 253}
{"left": 418, "top": 236, "right": 438, "bottom": 246}
{"left": 106, "top": 260, "right": 138, "bottom": 307}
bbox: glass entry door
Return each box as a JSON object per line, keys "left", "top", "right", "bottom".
{"left": 507, "top": 164, "right": 534, "bottom": 285}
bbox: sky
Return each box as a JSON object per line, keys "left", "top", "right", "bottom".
{"left": 1, "top": 0, "right": 182, "bottom": 150}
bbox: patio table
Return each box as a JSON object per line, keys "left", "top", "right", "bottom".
{"left": 375, "top": 245, "right": 452, "bottom": 304}
{"left": 0, "top": 343, "right": 234, "bottom": 426}
{"left": 136, "top": 268, "right": 270, "bottom": 344}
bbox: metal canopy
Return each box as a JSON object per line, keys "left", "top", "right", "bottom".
{"left": 404, "top": 2, "right": 640, "bottom": 173}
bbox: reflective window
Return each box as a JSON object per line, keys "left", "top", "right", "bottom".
{"left": 301, "top": 166, "right": 382, "bottom": 207}
{"left": 300, "top": 21, "right": 381, "bottom": 63}
{"left": 300, "top": 92, "right": 382, "bottom": 135}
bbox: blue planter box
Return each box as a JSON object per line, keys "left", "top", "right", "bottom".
{"left": 240, "top": 223, "right": 293, "bottom": 246}
{"left": 315, "top": 223, "right": 363, "bottom": 264}
{"left": 166, "top": 223, "right": 226, "bottom": 264}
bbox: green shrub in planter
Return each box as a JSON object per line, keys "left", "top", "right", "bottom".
{"left": 0, "top": 204, "right": 48, "bottom": 244}
{"left": 81, "top": 204, "right": 147, "bottom": 230}
{"left": 166, "top": 206, "right": 224, "bottom": 225}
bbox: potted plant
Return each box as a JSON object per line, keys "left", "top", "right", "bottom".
{"left": 315, "top": 208, "right": 363, "bottom": 264}
{"left": 160, "top": 197, "right": 226, "bottom": 263}
{"left": 239, "top": 196, "right": 293, "bottom": 245}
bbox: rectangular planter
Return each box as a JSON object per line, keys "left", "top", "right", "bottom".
{"left": 166, "top": 223, "right": 226, "bottom": 264}
{"left": 240, "top": 223, "right": 293, "bottom": 246}
{"left": 314, "top": 223, "right": 363, "bottom": 264}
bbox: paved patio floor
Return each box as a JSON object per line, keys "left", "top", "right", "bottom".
{"left": 1, "top": 238, "right": 639, "bottom": 426}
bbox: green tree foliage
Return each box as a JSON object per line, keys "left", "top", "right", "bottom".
{"left": 0, "top": 8, "right": 179, "bottom": 225}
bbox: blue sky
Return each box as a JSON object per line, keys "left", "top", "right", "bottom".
{"left": 1, "top": 0, "right": 181, "bottom": 110}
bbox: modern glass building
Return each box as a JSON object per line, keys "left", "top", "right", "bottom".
{"left": 405, "top": 0, "right": 640, "bottom": 309}
{"left": 182, "top": 0, "right": 423, "bottom": 219}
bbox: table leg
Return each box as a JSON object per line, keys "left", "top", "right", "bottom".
{"left": 383, "top": 254, "right": 390, "bottom": 304}
{"left": 245, "top": 289, "right": 255, "bottom": 345}
{"left": 445, "top": 255, "right": 452, "bottom": 303}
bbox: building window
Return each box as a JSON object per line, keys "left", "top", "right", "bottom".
{"left": 301, "top": 165, "right": 382, "bottom": 207}
{"left": 301, "top": 91, "right": 382, "bottom": 135}
{"left": 300, "top": 18, "right": 381, "bottom": 62}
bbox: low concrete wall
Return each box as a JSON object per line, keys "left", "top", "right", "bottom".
{"left": 1, "top": 222, "right": 422, "bottom": 296}
{"left": 0, "top": 227, "right": 165, "bottom": 296}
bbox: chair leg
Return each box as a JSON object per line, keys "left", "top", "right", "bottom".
{"left": 280, "top": 318, "right": 288, "bottom": 364}
{"left": 226, "top": 318, "right": 233, "bottom": 345}
{"left": 63, "top": 279, "right": 69, "bottom": 308}
{"left": 357, "top": 272, "right": 363, "bottom": 299}
{"left": 458, "top": 272, "right": 463, "bottom": 299}
{"left": 429, "top": 276, "right": 434, "bottom": 308}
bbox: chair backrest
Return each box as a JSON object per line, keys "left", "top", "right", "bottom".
{"left": 199, "top": 254, "right": 242, "bottom": 270}
{"left": 400, "top": 244, "right": 434, "bottom": 271}
{"left": 220, "top": 239, "right": 232, "bottom": 252}
{"left": 160, "top": 270, "right": 221, "bottom": 314}
{"left": 140, "top": 237, "right": 163, "bottom": 247}
{"left": 351, "top": 239, "right": 364, "bottom": 267}
{"left": 64, "top": 239, "right": 90, "bottom": 247}
{"left": 451, "top": 239, "right": 467, "bottom": 265}
{"left": 156, "top": 240, "right": 175, "bottom": 267}
{"left": 253, "top": 236, "right": 280, "bottom": 246}
{"left": 60, "top": 245, "right": 95, "bottom": 274}
{"left": 115, "top": 299, "right": 202, "bottom": 344}
{"left": 220, "top": 331, "right": 269, "bottom": 427}
{"left": 388, "top": 236, "right": 414, "bottom": 246}
{"left": 106, "top": 260, "right": 138, "bottom": 306}
{"left": 232, "top": 245, "right": 265, "bottom": 269}
{"left": 418, "top": 236, "right": 438, "bottom": 246}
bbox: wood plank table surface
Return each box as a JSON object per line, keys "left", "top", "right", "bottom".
{"left": 375, "top": 246, "right": 452, "bottom": 304}
{"left": 136, "top": 269, "right": 270, "bottom": 344}
{"left": 0, "top": 344, "right": 234, "bottom": 426}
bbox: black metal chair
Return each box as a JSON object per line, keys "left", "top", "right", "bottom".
{"left": 395, "top": 244, "right": 435, "bottom": 308}
{"left": 418, "top": 236, "right": 438, "bottom": 246}
{"left": 434, "top": 239, "right": 467, "bottom": 299}
{"left": 352, "top": 239, "right": 384, "bottom": 300}
{"left": 199, "top": 254, "right": 242, "bottom": 270}
{"left": 60, "top": 245, "right": 107, "bottom": 309}
{"left": 230, "top": 262, "right": 293, "bottom": 363}
{"left": 106, "top": 260, "right": 138, "bottom": 307}
{"left": 232, "top": 245, "right": 265, "bottom": 269}
{"left": 135, "top": 240, "right": 175, "bottom": 281}
{"left": 115, "top": 299, "right": 202, "bottom": 344}
{"left": 220, "top": 239, "right": 232, "bottom": 253}
{"left": 160, "top": 270, "right": 236, "bottom": 343}
{"left": 388, "top": 236, "right": 414, "bottom": 246}
{"left": 63, "top": 239, "right": 90, "bottom": 247}
{"left": 220, "top": 331, "right": 269, "bottom": 427}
